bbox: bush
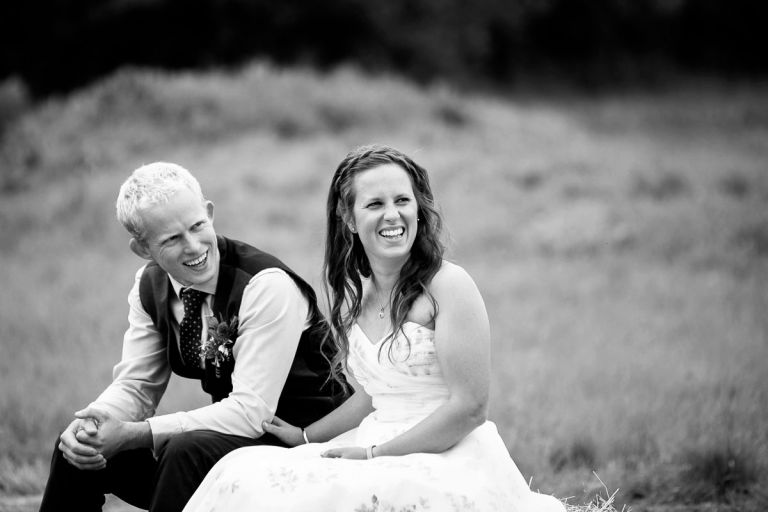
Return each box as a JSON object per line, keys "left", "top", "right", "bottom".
{"left": 676, "top": 444, "right": 759, "bottom": 503}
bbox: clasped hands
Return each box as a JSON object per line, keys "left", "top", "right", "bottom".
{"left": 59, "top": 406, "right": 129, "bottom": 471}
{"left": 262, "top": 416, "right": 369, "bottom": 460}
{"left": 60, "top": 409, "right": 371, "bottom": 469}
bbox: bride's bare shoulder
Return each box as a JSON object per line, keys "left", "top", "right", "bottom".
{"left": 431, "top": 260, "right": 477, "bottom": 293}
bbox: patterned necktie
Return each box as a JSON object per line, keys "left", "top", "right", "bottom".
{"left": 179, "top": 287, "right": 206, "bottom": 368}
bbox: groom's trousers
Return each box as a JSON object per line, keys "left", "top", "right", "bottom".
{"left": 39, "top": 429, "right": 280, "bottom": 512}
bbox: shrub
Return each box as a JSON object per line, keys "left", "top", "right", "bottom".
{"left": 631, "top": 171, "right": 689, "bottom": 201}
{"left": 549, "top": 436, "right": 599, "bottom": 473}
{"left": 733, "top": 223, "right": 768, "bottom": 258}
{"left": 676, "top": 444, "right": 759, "bottom": 503}
{"left": 718, "top": 173, "right": 751, "bottom": 199}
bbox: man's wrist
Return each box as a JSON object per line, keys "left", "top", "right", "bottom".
{"left": 123, "top": 420, "right": 153, "bottom": 451}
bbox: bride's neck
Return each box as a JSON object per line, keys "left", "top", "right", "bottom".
{"left": 368, "top": 266, "right": 400, "bottom": 296}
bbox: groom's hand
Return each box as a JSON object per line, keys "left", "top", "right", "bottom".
{"left": 59, "top": 418, "right": 107, "bottom": 471}
{"left": 262, "top": 416, "right": 305, "bottom": 447}
{"left": 74, "top": 406, "right": 153, "bottom": 460}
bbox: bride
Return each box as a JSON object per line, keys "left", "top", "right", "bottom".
{"left": 183, "top": 145, "right": 565, "bottom": 512}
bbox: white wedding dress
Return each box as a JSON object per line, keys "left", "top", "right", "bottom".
{"left": 184, "top": 322, "right": 565, "bottom": 512}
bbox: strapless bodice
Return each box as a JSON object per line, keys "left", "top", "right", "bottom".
{"left": 348, "top": 322, "right": 450, "bottom": 428}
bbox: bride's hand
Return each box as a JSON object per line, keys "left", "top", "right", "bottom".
{"left": 262, "top": 416, "right": 306, "bottom": 447}
{"left": 320, "top": 446, "right": 367, "bottom": 459}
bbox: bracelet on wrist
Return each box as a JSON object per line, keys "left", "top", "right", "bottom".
{"left": 301, "top": 428, "right": 310, "bottom": 444}
{"left": 365, "top": 444, "right": 377, "bottom": 459}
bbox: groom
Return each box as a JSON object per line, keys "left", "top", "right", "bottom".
{"left": 39, "top": 162, "right": 347, "bottom": 512}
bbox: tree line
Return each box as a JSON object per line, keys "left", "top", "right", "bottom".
{"left": 2, "top": 0, "right": 766, "bottom": 96}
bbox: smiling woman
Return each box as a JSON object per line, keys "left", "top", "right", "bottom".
{"left": 348, "top": 163, "right": 419, "bottom": 274}
{"left": 182, "top": 145, "right": 567, "bottom": 512}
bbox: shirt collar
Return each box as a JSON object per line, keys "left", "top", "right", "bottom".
{"left": 168, "top": 270, "right": 219, "bottom": 299}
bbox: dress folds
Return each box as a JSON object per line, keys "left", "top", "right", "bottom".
{"left": 183, "top": 322, "right": 564, "bottom": 512}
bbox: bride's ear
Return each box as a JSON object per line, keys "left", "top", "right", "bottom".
{"left": 129, "top": 238, "right": 153, "bottom": 260}
{"left": 342, "top": 213, "right": 356, "bottom": 234}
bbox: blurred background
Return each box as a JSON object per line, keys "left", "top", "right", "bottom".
{"left": 1, "top": 1, "right": 767, "bottom": 511}
{"left": 2, "top": 0, "right": 768, "bottom": 97}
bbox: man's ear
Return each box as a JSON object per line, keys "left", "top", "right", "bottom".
{"left": 206, "top": 200, "right": 215, "bottom": 222}
{"left": 129, "top": 238, "right": 153, "bottom": 260}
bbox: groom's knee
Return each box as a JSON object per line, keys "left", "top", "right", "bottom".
{"left": 151, "top": 431, "right": 235, "bottom": 511}
{"left": 47, "top": 431, "right": 77, "bottom": 474}
{"left": 158, "top": 431, "right": 203, "bottom": 464}
{"left": 157, "top": 430, "right": 226, "bottom": 470}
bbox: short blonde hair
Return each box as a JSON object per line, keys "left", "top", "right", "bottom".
{"left": 116, "top": 162, "right": 205, "bottom": 241}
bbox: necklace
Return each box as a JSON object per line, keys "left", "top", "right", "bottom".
{"left": 372, "top": 282, "right": 389, "bottom": 320}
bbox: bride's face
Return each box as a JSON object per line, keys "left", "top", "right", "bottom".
{"left": 349, "top": 163, "right": 419, "bottom": 269}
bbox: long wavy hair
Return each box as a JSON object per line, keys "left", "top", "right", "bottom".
{"left": 322, "top": 144, "right": 444, "bottom": 385}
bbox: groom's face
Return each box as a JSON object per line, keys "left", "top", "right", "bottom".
{"left": 134, "top": 186, "right": 219, "bottom": 287}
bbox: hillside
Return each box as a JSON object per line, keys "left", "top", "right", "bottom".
{"left": 1, "top": 62, "right": 766, "bottom": 511}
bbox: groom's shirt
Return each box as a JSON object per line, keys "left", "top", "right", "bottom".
{"left": 91, "top": 264, "right": 309, "bottom": 450}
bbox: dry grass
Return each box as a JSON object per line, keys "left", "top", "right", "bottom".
{"left": 1, "top": 63, "right": 766, "bottom": 510}
{"left": 563, "top": 474, "right": 625, "bottom": 512}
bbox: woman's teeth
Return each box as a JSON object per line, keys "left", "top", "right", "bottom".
{"left": 380, "top": 227, "right": 405, "bottom": 238}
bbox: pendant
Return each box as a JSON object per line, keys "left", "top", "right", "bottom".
{"left": 378, "top": 308, "right": 385, "bottom": 319}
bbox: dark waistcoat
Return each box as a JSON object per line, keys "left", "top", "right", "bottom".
{"left": 139, "top": 235, "right": 347, "bottom": 428}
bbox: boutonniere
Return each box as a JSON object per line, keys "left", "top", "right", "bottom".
{"left": 200, "top": 315, "right": 239, "bottom": 377}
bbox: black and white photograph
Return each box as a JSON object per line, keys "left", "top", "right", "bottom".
{"left": 1, "top": 2, "right": 766, "bottom": 511}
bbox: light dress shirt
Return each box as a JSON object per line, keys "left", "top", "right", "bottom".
{"left": 90, "top": 264, "right": 309, "bottom": 451}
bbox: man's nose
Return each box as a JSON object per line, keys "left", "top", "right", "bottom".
{"left": 182, "top": 233, "right": 203, "bottom": 253}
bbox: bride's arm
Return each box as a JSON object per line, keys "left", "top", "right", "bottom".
{"left": 263, "top": 372, "right": 373, "bottom": 445}
{"left": 304, "top": 372, "right": 373, "bottom": 442}
{"left": 371, "top": 262, "right": 491, "bottom": 457}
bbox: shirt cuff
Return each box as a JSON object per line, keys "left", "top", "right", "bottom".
{"left": 146, "top": 414, "right": 183, "bottom": 452}
{"left": 87, "top": 400, "right": 133, "bottom": 422}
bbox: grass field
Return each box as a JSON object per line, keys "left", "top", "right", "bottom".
{"left": 0, "top": 63, "right": 766, "bottom": 511}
